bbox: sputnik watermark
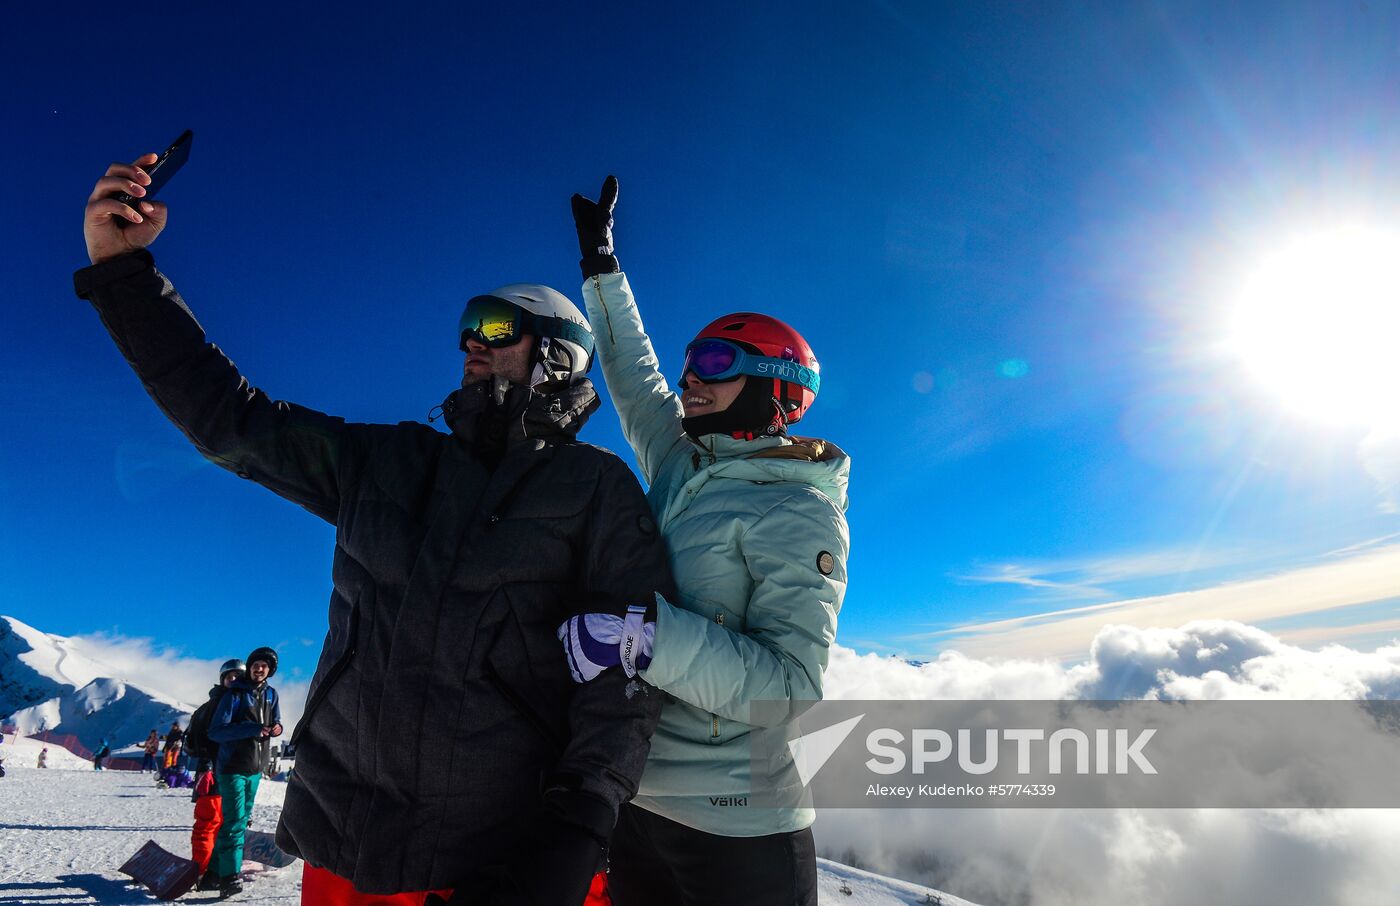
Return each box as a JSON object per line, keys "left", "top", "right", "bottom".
{"left": 748, "top": 700, "right": 1400, "bottom": 808}
{"left": 864, "top": 727, "right": 1157, "bottom": 775}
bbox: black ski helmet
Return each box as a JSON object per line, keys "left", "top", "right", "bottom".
{"left": 246, "top": 646, "right": 278, "bottom": 679}
{"left": 218, "top": 658, "right": 246, "bottom": 682}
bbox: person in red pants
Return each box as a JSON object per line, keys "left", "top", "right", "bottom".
{"left": 192, "top": 773, "right": 224, "bottom": 879}
{"left": 189, "top": 659, "right": 245, "bottom": 890}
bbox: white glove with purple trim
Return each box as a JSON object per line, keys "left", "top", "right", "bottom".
{"left": 557, "top": 603, "right": 655, "bottom": 683}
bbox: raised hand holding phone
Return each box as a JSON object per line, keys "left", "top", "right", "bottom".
{"left": 84, "top": 153, "right": 167, "bottom": 264}
{"left": 83, "top": 131, "right": 191, "bottom": 265}
{"left": 115, "top": 130, "right": 191, "bottom": 210}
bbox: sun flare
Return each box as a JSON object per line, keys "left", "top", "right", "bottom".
{"left": 1227, "top": 226, "right": 1400, "bottom": 427}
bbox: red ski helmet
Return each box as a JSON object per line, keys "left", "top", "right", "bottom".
{"left": 685, "top": 313, "right": 820, "bottom": 424}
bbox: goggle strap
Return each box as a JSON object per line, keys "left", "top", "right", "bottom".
{"left": 685, "top": 340, "right": 820, "bottom": 395}
{"left": 539, "top": 316, "right": 595, "bottom": 358}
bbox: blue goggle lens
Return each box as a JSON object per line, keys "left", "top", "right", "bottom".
{"left": 682, "top": 340, "right": 742, "bottom": 381}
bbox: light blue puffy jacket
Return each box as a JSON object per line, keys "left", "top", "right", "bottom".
{"left": 582, "top": 271, "right": 851, "bottom": 836}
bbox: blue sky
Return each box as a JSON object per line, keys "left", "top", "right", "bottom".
{"left": 5, "top": 1, "right": 1400, "bottom": 689}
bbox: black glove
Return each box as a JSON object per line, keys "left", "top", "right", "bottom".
{"left": 571, "top": 176, "right": 621, "bottom": 279}
{"left": 426, "top": 778, "right": 611, "bottom": 906}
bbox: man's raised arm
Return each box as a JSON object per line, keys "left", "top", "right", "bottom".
{"left": 74, "top": 152, "right": 361, "bottom": 523}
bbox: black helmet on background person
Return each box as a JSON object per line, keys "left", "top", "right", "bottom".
{"left": 246, "top": 646, "right": 278, "bottom": 679}
{"left": 219, "top": 658, "right": 246, "bottom": 682}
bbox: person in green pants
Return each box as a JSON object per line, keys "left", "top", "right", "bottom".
{"left": 207, "top": 647, "right": 282, "bottom": 899}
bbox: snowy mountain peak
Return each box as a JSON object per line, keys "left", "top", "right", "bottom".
{"left": 77, "top": 677, "right": 127, "bottom": 713}
{"left": 1, "top": 615, "right": 196, "bottom": 751}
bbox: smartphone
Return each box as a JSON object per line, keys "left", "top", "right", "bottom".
{"left": 116, "top": 129, "right": 193, "bottom": 210}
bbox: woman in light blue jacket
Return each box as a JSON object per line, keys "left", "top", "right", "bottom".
{"left": 558, "top": 177, "right": 850, "bottom": 906}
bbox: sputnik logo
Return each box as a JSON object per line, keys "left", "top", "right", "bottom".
{"left": 787, "top": 713, "right": 866, "bottom": 786}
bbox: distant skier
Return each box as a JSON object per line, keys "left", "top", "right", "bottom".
{"left": 157, "top": 740, "right": 190, "bottom": 788}
{"left": 207, "top": 647, "right": 282, "bottom": 898}
{"left": 78, "top": 152, "right": 678, "bottom": 905}
{"left": 163, "top": 720, "right": 185, "bottom": 770}
{"left": 141, "top": 729, "right": 159, "bottom": 772}
{"left": 92, "top": 738, "right": 111, "bottom": 771}
{"left": 38, "top": 747, "right": 48, "bottom": 769}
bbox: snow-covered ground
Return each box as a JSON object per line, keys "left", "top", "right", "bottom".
{"left": 0, "top": 743, "right": 299, "bottom": 904}
{"left": 0, "top": 734, "right": 973, "bottom": 905}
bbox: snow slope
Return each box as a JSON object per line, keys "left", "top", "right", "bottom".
{"left": 2, "top": 732, "right": 92, "bottom": 770}
{"left": 1, "top": 616, "right": 197, "bottom": 751}
{"left": 817, "top": 859, "right": 982, "bottom": 906}
{"left": 0, "top": 615, "right": 126, "bottom": 705}
{"left": 0, "top": 744, "right": 975, "bottom": 905}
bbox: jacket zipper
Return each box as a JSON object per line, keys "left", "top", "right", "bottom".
{"left": 290, "top": 606, "right": 359, "bottom": 746}
{"left": 592, "top": 275, "right": 616, "bottom": 344}
{"left": 711, "top": 611, "right": 725, "bottom": 741}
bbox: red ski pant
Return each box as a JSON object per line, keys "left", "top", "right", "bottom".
{"left": 300, "top": 864, "right": 611, "bottom": 905}
{"left": 191, "top": 794, "right": 222, "bottom": 873}
{"left": 301, "top": 864, "right": 451, "bottom": 906}
{"left": 584, "top": 872, "right": 612, "bottom": 906}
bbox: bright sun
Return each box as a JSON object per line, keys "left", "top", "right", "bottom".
{"left": 1227, "top": 225, "right": 1400, "bottom": 427}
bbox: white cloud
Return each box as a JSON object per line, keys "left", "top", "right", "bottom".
{"left": 919, "top": 543, "right": 1400, "bottom": 661}
{"left": 59, "top": 631, "right": 308, "bottom": 731}
{"left": 813, "top": 621, "right": 1400, "bottom": 906}
{"left": 827, "top": 619, "right": 1400, "bottom": 702}
{"left": 815, "top": 807, "right": 1400, "bottom": 906}
{"left": 1272, "top": 615, "right": 1400, "bottom": 650}
{"left": 957, "top": 547, "right": 1249, "bottom": 603}
{"left": 823, "top": 646, "right": 1093, "bottom": 701}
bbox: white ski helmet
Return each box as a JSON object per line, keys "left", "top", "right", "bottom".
{"left": 458, "top": 284, "right": 595, "bottom": 386}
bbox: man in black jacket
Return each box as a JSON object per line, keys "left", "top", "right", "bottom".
{"left": 76, "top": 153, "right": 676, "bottom": 904}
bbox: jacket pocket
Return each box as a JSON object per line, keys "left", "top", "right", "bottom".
{"left": 484, "top": 659, "right": 565, "bottom": 756}
{"left": 290, "top": 597, "right": 360, "bottom": 746}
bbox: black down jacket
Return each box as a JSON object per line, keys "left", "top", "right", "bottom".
{"left": 75, "top": 251, "right": 676, "bottom": 894}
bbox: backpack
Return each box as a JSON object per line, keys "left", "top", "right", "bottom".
{"left": 184, "top": 691, "right": 225, "bottom": 761}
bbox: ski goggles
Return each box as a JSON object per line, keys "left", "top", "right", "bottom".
{"left": 458, "top": 295, "right": 595, "bottom": 358}
{"left": 681, "top": 339, "right": 821, "bottom": 395}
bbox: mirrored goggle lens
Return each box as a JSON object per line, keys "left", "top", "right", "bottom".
{"left": 683, "top": 340, "right": 741, "bottom": 380}
{"left": 459, "top": 296, "right": 523, "bottom": 349}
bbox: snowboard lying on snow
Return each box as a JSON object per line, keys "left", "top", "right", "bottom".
{"left": 119, "top": 831, "right": 296, "bottom": 900}
{"left": 118, "top": 841, "right": 198, "bottom": 900}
